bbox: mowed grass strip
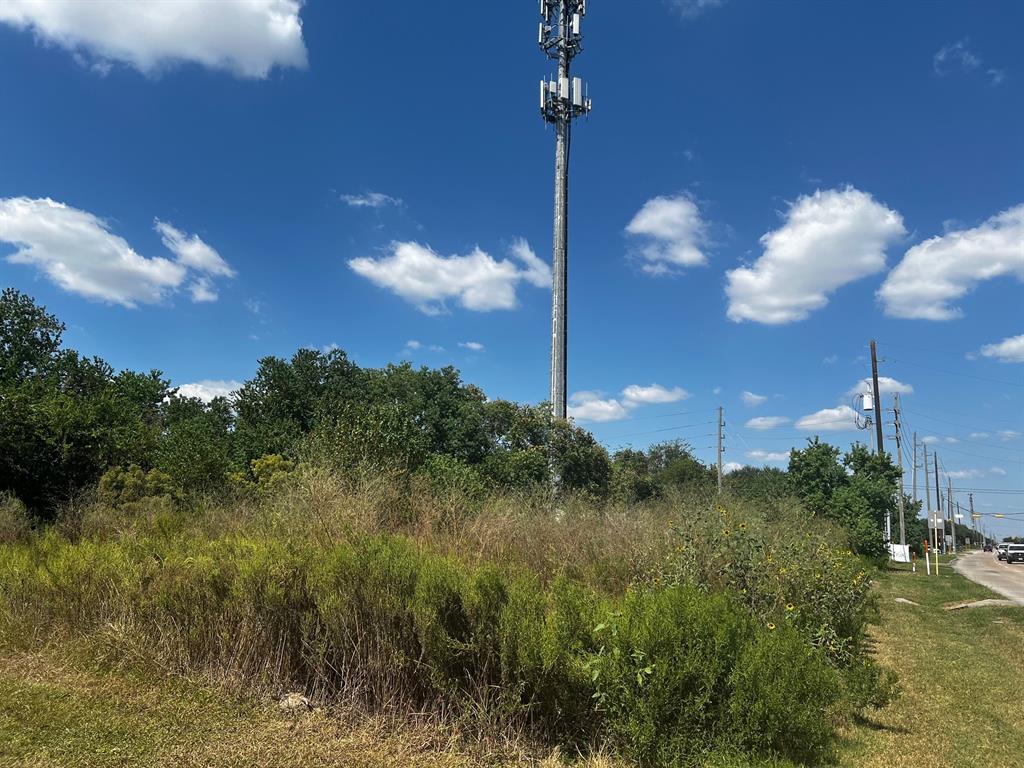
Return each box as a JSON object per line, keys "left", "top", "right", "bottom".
{"left": 837, "top": 560, "right": 1024, "bottom": 768}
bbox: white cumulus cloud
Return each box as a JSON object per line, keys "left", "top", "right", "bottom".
{"left": 568, "top": 383, "right": 689, "bottom": 423}
{"left": 341, "top": 192, "right": 402, "bottom": 209}
{"left": 176, "top": 379, "right": 241, "bottom": 403}
{"left": 568, "top": 391, "right": 630, "bottom": 423}
{"left": 846, "top": 376, "right": 913, "bottom": 398}
{"left": 741, "top": 390, "right": 767, "bottom": 407}
{"left": 980, "top": 334, "right": 1024, "bottom": 363}
{"left": 999, "top": 430, "right": 1021, "bottom": 442}
{"left": 348, "top": 238, "right": 549, "bottom": 315}
{"left": 795, "top": 405, "right": 859, "bottom": 432}
{"left": 155, "top": 220, "right": 235, "bottom": 278}
{"left": 0, "top": 0, "right": 307, "bottom": 78}
{"left": 0, "top": 197, "right": 232, "bottom": 307}
{"left": 947, "top": 469, "right": 983, "bottom": 480}
{"left": 879, "top": 204, "right": 1024, "bottom": 320}
{"left": 726, "top": 187, "right": 905, "bottom": 324}
{"left": 459, "top": 341, "right": 484, "bottom": 352}
{"left": 189, "top": 277, "right": 218, "bottom": 303}
{"left": 747, "top": 450, "right": 790, "bottom": 462}
{"left": 745, "top": 416, "right": 790, "bottom": 430}
{"left": 621, "top": 383, "right": 690, "bottom": 406}
{"left": 625, "top": 195, "right": 709, "bottom": 275}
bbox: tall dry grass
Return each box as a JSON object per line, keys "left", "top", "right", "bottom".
{"left": 0, "top": 467, "right": 887, "bottom": 766}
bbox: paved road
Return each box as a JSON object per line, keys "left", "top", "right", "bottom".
{"left": 952, "top": 550, "right": 1024, "bottom": 606}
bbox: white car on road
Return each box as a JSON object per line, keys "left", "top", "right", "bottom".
{"left": 1006, "top": 544, "right": 1024, "bottom": 565}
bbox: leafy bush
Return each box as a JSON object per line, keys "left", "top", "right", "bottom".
{"left": 727, "top": 624, "right": 841, "bottom": 761}
{"left": 98, "top": 465, "right": 175, "bottom": 507}
{"left": 0, "top": 528, "right": 846, "bottom": 765}
{"left": 589, "top": 586, "right": 750, "bottom": 763}
{"left": 228, "top": 454, "right": 297, "bottom": 499}
{"left": 658, "top": 502, "right": 895, "bottom": 712}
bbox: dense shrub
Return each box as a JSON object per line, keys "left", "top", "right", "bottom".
{"left": 658, "top": 502, "right": 895, "bottom": 712}
{"left": 0, "top": 527, "right": 843, "bottom": 764}
{"left": 727, "top": 625, "right": 841, "bottom": 761}
{"left": 98, "top": 465, "right": 176, "bottom": 507}
{"left": 228, "top": 454, "right": 297, "bottom": 498}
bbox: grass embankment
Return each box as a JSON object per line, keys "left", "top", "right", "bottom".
{"left": 837, "top": 559, "right": 1024, "bottom": 768}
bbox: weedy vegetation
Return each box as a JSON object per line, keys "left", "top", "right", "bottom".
{"left": 0, "top": 289, "right": 909, "bottom": 766}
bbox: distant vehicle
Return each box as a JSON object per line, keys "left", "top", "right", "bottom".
{"left": 984, "top": 544, "right": 993, "bottom": 552}
{"left": 1006, "top": 545, "right": 1024, "bottom": 565}
{"left": 997, "top": 543, "right": 1009, "bottom": 561}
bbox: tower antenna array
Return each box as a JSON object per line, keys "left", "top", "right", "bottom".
{"left": 539, "top": 0, "right": 592, "bottom": 421}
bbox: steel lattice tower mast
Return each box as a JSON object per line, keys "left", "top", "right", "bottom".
{"left": 539, "top": 0, "right": 592, "bottom": 420}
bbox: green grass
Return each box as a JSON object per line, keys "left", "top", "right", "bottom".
{"left": 836, "top": 560, "right": 1024, "bottom": 768}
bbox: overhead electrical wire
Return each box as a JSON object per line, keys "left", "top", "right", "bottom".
{"left": 602, "top": 421, "right": 715, "bottom": 440}
{"left": 887, "top": 357, "right": 1024, "bottom": 389}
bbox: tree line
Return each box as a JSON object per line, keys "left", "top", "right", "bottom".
{"left": 1, "top": 288, "right": 914, "bottom": 555}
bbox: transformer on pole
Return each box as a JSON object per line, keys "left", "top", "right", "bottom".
{"left": 539, "top": 0, "right": 592, "bottom": 421}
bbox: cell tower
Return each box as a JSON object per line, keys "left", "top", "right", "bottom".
{"left": 539, "top": 0, "right": 592, "bottom": 420}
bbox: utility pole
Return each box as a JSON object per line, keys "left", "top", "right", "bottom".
{"left": 893, "top": 394, "right": 907, "bottom": 547}
{"left": 869, "top": 340, "right": 885, "bottom": 457}
{"left": 948, "top": 478, "right": 956, "bottom": 555}
{"left": 539, "top": 0, "right": 592, "bottom": 422}
{"left": 970, "top": 493, "right": 977, "bottom": 545}
{"left": 934, "top": 452, "right": 943, "bottom": 554}
{"left": 912, "top": 431, "right": 918, "bottom": 504}
{"left": 717, "top": 406, "right": 724, "bottom": 494}
{"left": 923, "top": 442, "right": 933, "bottom": 555}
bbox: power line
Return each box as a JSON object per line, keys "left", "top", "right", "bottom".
{"left": 901, "top": 485, "right": 1024, "bottom": 494}
{"left": 922, "top": 442, "right": 1023, "bottom": 466}
{"left": 888, "top": 357, "right": 1024, "bottom": 389}
{"left": 902, "top": 409, "right": 1024, "bottom": 450}
{"left": 603, "top": 421, "right": 715, "bottom": 439}
{"left": 610, "top": 407, "right": 718, "bottom": 424}
{"left": 915, "top": 431, "right": 1024, "bottom": 456}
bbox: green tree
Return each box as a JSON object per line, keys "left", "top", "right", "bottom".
{"left": 787, "top": 438, "right": 846, "bottom": 516}
{"left": 156, "top": 396, "right": 234, "bottom": 492}
{"left": 233, "top": 348, "right": 363, "bottom": 465}
{"left": 788, "top": 438, "right": 910, "bottom": 558}
{"left": 0, "top": 293, "right": 167, "bottom": 515}
{"left": 724, "top": 466, "right": 792, "bottom": 504}
{"left": 0, "top": 287, "right": 64, "bottom": 385}
{"left": 610, "top": 448, "right": 658, "bottom": 504}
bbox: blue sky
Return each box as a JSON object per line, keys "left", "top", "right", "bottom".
{"left": 0, "top": 0, "right": 1021, "bottom": 536}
